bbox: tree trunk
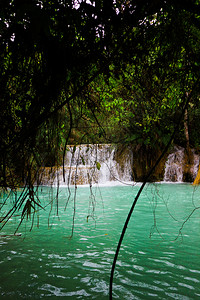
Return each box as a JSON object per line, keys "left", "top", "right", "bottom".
{"left": 184, "top": 107, "right": 190, "bottom": 156}
{"left": 183, "top": 98, "right": 193, "bottom": 182}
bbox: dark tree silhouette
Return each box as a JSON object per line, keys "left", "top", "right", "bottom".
{"left": 1, "top": 1, "right": 200, "bottom": 298}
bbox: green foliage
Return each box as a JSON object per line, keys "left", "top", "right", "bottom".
{"left": 95, "top": 161, "right": 101, "bottom": 171}
{"left": 87, "top": 4, "right": 200, "bottom": 151}
{"left": 1, "top": 0, "right": 200, "bottom": 191}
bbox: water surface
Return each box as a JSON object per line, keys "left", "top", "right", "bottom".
{"left": 0, "top": 184, "right": 200, "bottom": 299}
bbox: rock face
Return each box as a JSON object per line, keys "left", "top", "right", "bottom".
{"left": 135, "top": 145, "right": 166, "bottom": 182}
{"left": 129, "top": 144, "right": 199, "bottom": 183}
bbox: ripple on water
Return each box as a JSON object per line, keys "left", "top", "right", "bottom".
{"left": 48, "top": 254, "right": 66, "bottom": 260}
{"left": 177, "top": 282, "right": 195, "bottom": 290}
{"left": 103, "top": 250, "right": 115, "bottom": 255}
{"left": 40, "top": 284, "right": 91, "bottom": 297}
{"left": 126, "top": 269, "right": 143, "bottom": 277}
{"left": 184, "top": 276, "right": 199, "bottom": 283}
{"left": 90, "top": 279, "right": 108, "bottom": 295}
{"left": 146, "top": 269, "right": 165, "bottom": 274}
{"left": 83, "top": 260, "right": 105, "bottom": 271}
{"left": 138, "top": 251, "right": 146, "bottom": 255}
{"left": 114, "top": 278, "right": 164, "bottom": 300}
{"left": 148, "top": 257, "right": 187, "bottom": 271}
{"left": 0, "top": 184, "right": 200, "bottom": 299}
{"left": 119, "top": 276, "right": 165, "bottom": 293}
{"left": 166, "top": 292, "right": 190, "bottom": 299}
{"left": 132, "top": 264, "right": 145, "bottom": 271}
{"left": 154, "top": 280, "right": 170, "bottom": 287}
{"left": 189, "top": 268, "right": 200, "bottom": 274}
{"left": 80, "top": 276, "right": 91, "bottom": 284}
{"left": 116, "top": 260, "right": 131, "bottom": 267}
{"left": 85, "top": 251, "right": 99, "bottom": 257}
{"left": 69, "top": 252, "right": 84, "bottom": 259}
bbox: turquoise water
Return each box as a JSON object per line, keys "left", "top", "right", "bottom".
{"left": 0, "top": 184, "right": 200, "bottom": 299}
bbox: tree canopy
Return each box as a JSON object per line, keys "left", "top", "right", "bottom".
{"left": 1, "top": 0, "right": 200, "bottom": 204}
{"left": 1, "top": 1, "right": 200, "bottom": 298}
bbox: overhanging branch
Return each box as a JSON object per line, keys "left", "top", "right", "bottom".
{"left": 109, "top": 74, "right": 200, "bottom": 299}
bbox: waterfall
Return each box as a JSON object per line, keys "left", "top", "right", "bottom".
{"left": 164, "top": 146, "right": 185, "bottom": 182}
{"left": 40, "top": 144, "right": 200, "bottom": 185}
{"left": 163, "top": 146, "right": 199, "bottom": 182}
{"left": 191, "top": 152, "right": 200, "bottom": 180}
{"left": 40, "top": 144, "right": 133, "bottom": 186}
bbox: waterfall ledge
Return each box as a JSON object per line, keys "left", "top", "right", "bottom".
{"left": 39, "top": 144, "right": 200, "bottom": 185}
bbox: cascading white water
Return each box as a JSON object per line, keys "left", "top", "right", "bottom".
{"left": 40, "top": 144, "right": 199, "bottom": 185}
{"left": 163, "top": 146, "right": 199, "bottom": 182}
{"left": 41, "top": 144, "right": 133, "bottom": 186}
{"left": 164, "top": 146, "right": 185, "bottom": 182}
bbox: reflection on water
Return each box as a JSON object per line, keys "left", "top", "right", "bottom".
{"left": 0, "top": 184, "right": 200, "bottom": 299}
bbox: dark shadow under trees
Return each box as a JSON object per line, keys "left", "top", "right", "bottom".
{"left": 1, "top": 1, "right": 200, "bottom": 299}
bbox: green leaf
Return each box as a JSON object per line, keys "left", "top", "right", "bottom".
{"left": 96, "top": 161, "right": 101, "bottom": 170}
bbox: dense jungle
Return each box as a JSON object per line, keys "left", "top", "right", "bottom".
{"left": 1, "top": 0, "right": 200, "bottom": 190}
{"left": 1, "top": 1, "right": 200, "bottom": 299}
